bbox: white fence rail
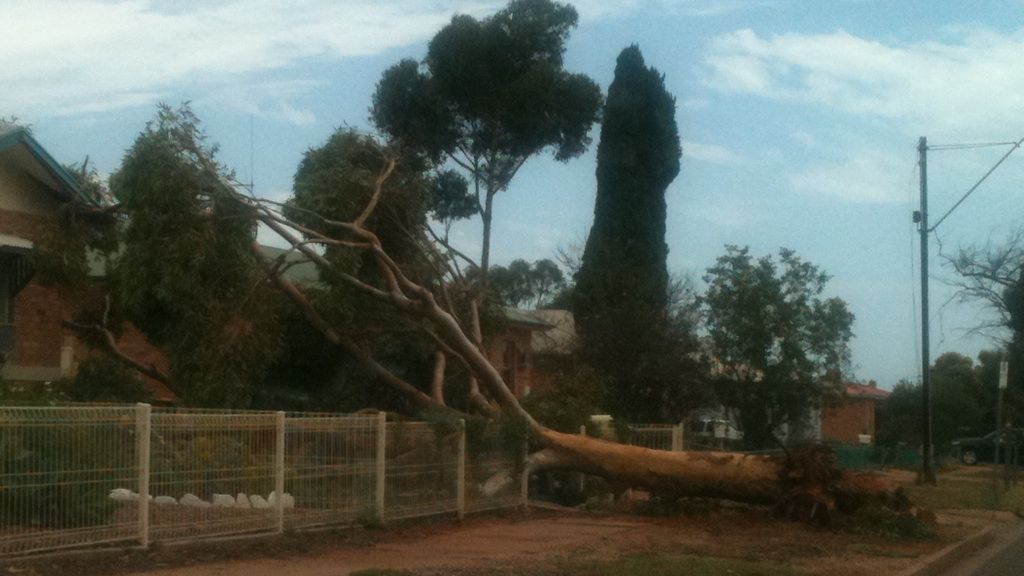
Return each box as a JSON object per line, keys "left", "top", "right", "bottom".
{"left": 0, "top": 405, "right": 524, "bottom": 559}
{"left": 626, "top": 424, "right": 683, "bottom": 452}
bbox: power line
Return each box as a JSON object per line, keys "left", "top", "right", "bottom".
{"left": 929, "top": 137, "right": 1024, "bottom": 232}
{"left": 927, "top": 141, "right": 1021, "bottom": 151}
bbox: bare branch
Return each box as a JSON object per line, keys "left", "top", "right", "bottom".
{"left": 63, "top": 320, "right": 176, "bottom": 394}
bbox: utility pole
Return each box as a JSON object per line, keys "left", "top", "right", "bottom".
{"left": 917, "top": 136, "right": 936, "bottom": 485}
{"left": 913, "top": 135, "right": 1021, "bottom": 486}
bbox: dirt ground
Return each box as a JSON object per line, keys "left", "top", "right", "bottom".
{"left": 1, "top": 504, "right": 995, "bottom": 576}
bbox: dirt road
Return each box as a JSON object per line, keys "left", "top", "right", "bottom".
{"left": 134, "top": 516, "right": 649, "bottom": 576}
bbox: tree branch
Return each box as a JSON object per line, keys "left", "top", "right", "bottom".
{"left": 62, "top": 320, "right": 177, "bottom": 395}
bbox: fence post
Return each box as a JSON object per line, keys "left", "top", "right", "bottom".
{"left": 456, "top": 419, "right": 466, "bottom": 520}
{"left": 578, "top": 425, "right": 586, "bottom": 493}
{"left": 275, "top": 411, "right": 286, "bottom": 533}
{"left": 135, "top": 403, "right": 151, "bottom": 548}
{"left": 520, "top": 441, "right": 529, "bottom": 508}
{"left": 375, "top": 411, "right": 386, "bottom": 522}
{"left": 672, "top": 422, "right": 683, "bottom": 452}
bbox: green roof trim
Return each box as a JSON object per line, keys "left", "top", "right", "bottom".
{"left": 0, "top": 125, "right": 98, "bottom": 206}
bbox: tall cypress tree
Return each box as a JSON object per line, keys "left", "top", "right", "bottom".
{"left": 573, "top": 46, "right": 690, "bottom": 422}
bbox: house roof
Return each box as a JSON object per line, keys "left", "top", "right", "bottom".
{"left": 0, "top": 124, "right": 100, "bottom": 207}
{"left": 502, "top": 307, "right": 555, "bottom": 330}
{"left": 528, "top": 309, "right": 576, "bottom": 354}
{"left": 844, "top": 382, "right": 890, "bottom": 401}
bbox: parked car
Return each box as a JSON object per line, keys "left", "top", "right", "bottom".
{"left": 951, "top": 429, "right": 1024, "bottom": 465}
{"left": 689, "top": 418, "right": 743, "bottom": 441}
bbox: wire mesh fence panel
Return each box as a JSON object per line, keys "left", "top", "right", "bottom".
{"left": 626, "top": 425, "right": 676, "bottom": 451}
{"left": 383, "top": 422, "right": 458, "bottom": 520}
{"left": 284, "top": 414, "right": 378, "bottom": 530}
{"left": 0, "top": 406, "right": 140, "bottom": 557}
{"left": 464, "top": 424, "right": 523, "bottom": 514}
{"left": 148, "top": 411, "right": 277, "bottom": 542}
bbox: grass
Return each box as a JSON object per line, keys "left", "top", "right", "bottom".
{"left": 901, "top": 476, "right": 1024, "bottom": 514}
{"left": 354, "top": 553, "right": 808, "bottom": 576}
{"left": 567, "top": 553, "right": 808, "bottom": 576}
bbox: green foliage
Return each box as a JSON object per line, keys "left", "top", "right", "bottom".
{"left": 879, "top": 351, "right": 1005, "bottom": 450}
{"left": 573, "top": 46, "right": 704, "bottom": 423}
{"left": 487, "top": 259, "right": 566, "bottom": 309}
{"left": 0, "top": 426, "right": 120, "bottom": 529}
{"left": 838, "top": 506, "right": 934, "bottom": 540}
{"left": 372, "top": 0, "right": 601, "bottom": 285}
{"left": 372, "top": 0, "right": 602, "bottom": 166}
{"left": 496, "top": 412, "right": 531, "bottom": 469}
{"left": 521, "top": 366, "right": 601, "bottom": 434}
{"left": 703, "top": 246, "right": 854, "bottom": 450}
{"left": 56, "top": 356, "right": 153, "bottom": 404}
{"left": 32, "top": 159, "right": 119, "bottom": 290}
{"left": 109, "top": 104, "right": 279, "bottom": 407}
{"left": 0, "top": 380, "right": 69, "bottom": 405}
{"left": 876, "top": 380, "right": 921, "bottom": 447}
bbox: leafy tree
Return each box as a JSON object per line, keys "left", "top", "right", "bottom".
{"left": 930, "top": 352, "right": 984, "bottom": 446}
{"left": 371, "top": 0, "right": 602, "bottom": 279}
{"left": 703, "top": 246, "right": 854, "bottom": 450}
{"left": 42, "top": 20, "right": 902, "bottom": 519}
{"left": 105, "top": 104, "right": 279, "bottom": 407}
{"left": 572, "top": 45, "right": 702, "bottom": 423}
{"left": 876, "top": 379, "right": 921, "bottom": 447}
{"left": 878, "top": 353, "right": 989, "bottom": 450}
{"left": 487, "top": 258, "right": 566, "bottom": 309}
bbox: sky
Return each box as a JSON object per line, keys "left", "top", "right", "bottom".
{"left": 4, "top": 0, "right": 1024, "bottom": 389}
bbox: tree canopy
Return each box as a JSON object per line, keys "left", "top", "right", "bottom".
{"left": 703, "top": 246, "right": 854, "bottom": 449}
{"left": 371, "top": 0, "right": 602, "bottom": 276}
{"left": 572, "top": 46, "right": 703, "bottom": 423}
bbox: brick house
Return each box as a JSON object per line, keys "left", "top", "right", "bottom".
{"left": 821, "top": 382, "right": 890, "bottom": 444}
{"left": 0, "top": 125, "right": 173, "bottom": 401}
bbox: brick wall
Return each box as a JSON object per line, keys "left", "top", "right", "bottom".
{"left": 821, "top": 399, "right": 876, "bottom": 444}
{"left": 12, "top": 280, "right": 69, "bottom": 368}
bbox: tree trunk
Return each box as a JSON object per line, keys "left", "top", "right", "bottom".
{"left": 529, "top": 428, "right": 905, "bottom": 524}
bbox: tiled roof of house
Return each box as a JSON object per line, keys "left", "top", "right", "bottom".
{"left": 844, "top": 382, "right": 890, "bottom": 401}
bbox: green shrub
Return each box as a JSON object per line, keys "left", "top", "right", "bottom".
{"left": 0, "top": 426, "right": 121, "bottom": 528}
{"left": 839, "top": 505, "right": 934, "bottom": 539}
{"left": 56, "top": 356, "right": 153, "bottom": 404}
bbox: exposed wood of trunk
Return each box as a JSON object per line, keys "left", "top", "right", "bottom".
{"left": 430, "top": 350, "right": 446, "bottom": 405}
{"left": 531, "top": 429, "right": 904, "bottom": 523}
{"left": 534, "top": 429, "right": 780, "bottom": 502}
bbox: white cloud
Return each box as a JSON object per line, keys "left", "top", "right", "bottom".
{"left": 1, "top": 0, "right": 758, "bottom": 122}
{"left": 0, "top": 0, "right": 497, "bottom": 120}
{"left": 703, "top": 27, "right": 1024, "bottom": 137}
{"left": 682, "top": 140, "right": 740, "bottom": 164}
{"left": 790, "top": 150, "right": 908, "bottom": 204}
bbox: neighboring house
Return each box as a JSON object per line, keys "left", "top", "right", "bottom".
{"left": 484, "top": 308, "right": 555, "bottom": 398}
{"left": 821, "top": 381, "right": 890, "bottom": 445}
{"left": 0, "top": 125, "right": 174, "bottom": 402}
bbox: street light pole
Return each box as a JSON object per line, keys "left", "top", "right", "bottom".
{"left": 917, "top": 136, "right": 936, "bottom": 485}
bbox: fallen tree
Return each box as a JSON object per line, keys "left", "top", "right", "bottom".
{"left": 58, "top": 0, "right": 906, "bottom": 524}
{"left": 214, "top": 129, "right": 901, "bottom": 526}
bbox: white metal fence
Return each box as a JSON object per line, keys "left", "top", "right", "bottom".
{"left": 626, "top": 424, "right": 683, "bottom": 452}
{"left": 0, "top": 405, "right": 525, "bottom": 559}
